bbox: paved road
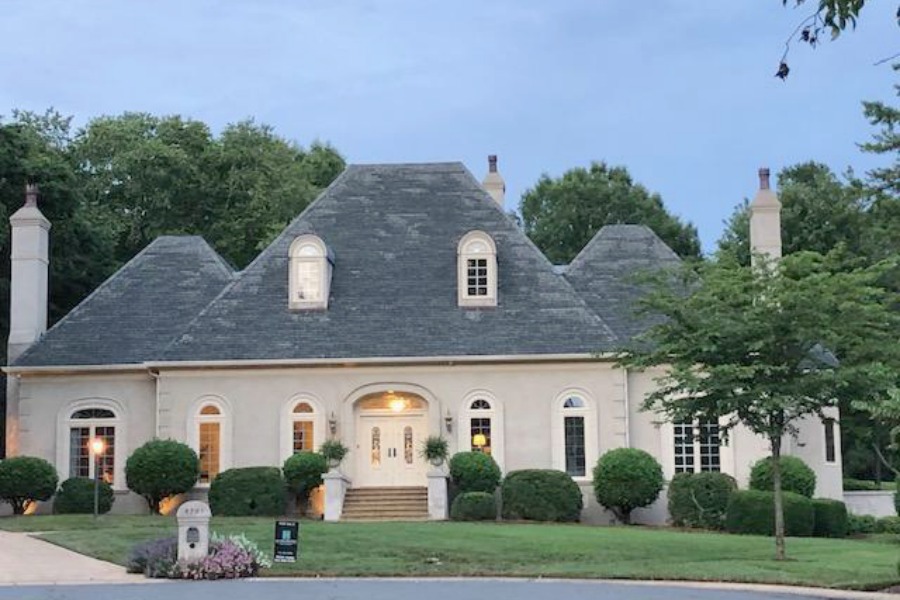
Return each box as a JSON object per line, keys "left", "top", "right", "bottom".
{"left": 0, "top": 579, "right": 853, "bottom": 600}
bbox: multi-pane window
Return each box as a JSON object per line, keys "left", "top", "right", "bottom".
{"left": 291, "top": 402, "right": 315, "bottom": 453}
{"left": 458, "top": 232, "right": 497, "bottom": 307}
{"left": 68, "top": 408, "right": 116, "bottom": 484}
{"left": 469, "top": 398, "right": 492, "bottom": 455}
{"left": 564, "top": 416, "right": 586, "bottom": 477}
{"left": 295, "top": 262, "right": 321, "bottom": 301}
{"left": 198, "top": 404, "right": 222, "bottom": 484}
{"left": 467, "top": 258, "right": 488, "bottom": 296}
{"left": 674, "top": 419, "right": 721, "bottom": 474}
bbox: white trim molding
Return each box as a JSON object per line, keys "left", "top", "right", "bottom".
{"left": 457, "top": 389, "right": 505, "bottom": 471}
{"left": 279, "top": 393, "right": 327, "bottom": 462}
{"left": 186, "top": 394, "right": 233, "bottom": 486}
{"left": 56, "top": 397, "right": 128, "bottom": 491}
{"left": 550, "top": 388, "right": 598, "bottom": 482}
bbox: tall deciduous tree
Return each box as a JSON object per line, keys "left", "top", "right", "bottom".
{"left": 619, "top": 251, "right": 899, "bottom": 559}
{"left": 520, "top": 162, "right": 701, "bottom": 265}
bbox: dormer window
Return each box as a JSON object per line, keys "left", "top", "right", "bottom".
{"left": 289, "top": 235, "right": 332, "bottom": 310}
{"left": 458, "top": 231, "right": 497, "bottom": 307}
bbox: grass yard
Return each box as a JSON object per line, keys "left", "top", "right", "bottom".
{"left": 1, "top": 515, "right": 899, "bottom": 590}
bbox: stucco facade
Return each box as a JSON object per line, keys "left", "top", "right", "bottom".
{"left": 4, "top": 161, "right": 844, "bottom": 522}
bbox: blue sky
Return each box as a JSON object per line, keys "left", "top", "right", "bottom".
{"left": 1, "top": 1, "right": 897, "bottom": 251}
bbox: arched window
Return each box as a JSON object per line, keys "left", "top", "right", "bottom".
{"left": 280, "top": 395, "right": 327, "bottom": 462}
{"left": 292, "top": 402, "right": 315, "bottom": 453}
{"left": 58, "top": 399, "right": 126, "bottom": 490}
{"left": 551, "top": 390, "right": 597, "bottom": 479}
{"left": 196, "top": 403, "right": 223, "bottom": 484}
{"left": 457, "top": 231, "right": 497, "bottom": 307}
{"left": 458, "top": 391, "right": 504, "bottom": 470}
{"left": 68, "top": 407, "right": 117, "bottom": 484}
{"left": 289, "top": 234, "right": 333, "bottom": 310}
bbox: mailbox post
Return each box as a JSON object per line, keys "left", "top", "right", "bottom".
{"left": 176, "top": 501, "right": 211, "bottom": 563}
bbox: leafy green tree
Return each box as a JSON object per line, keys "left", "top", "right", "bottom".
{"left": 125, "top": 439, "right": 200, "bottom": 514}
{"left": 619, "top": 251, "right": 900, "bottom": 559}
{"left": 520, "top": 162, "right": 700, "bottom": 264}
{"left": 718, "top": 162, "right": 868, "bottom": 265}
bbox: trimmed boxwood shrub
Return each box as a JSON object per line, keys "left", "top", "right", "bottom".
{"left": 208, "top": 467, "right": 286, "bottom": 516}
{"left": 450, "top": 491, "right": 496, "bottom": 521}
{"left": 0, "top": 456, "right": 58, "bottom": 514}
{"left": 449, "top": 452, "right": 501, "bottom": 494}
{"left": 724, "top": 489, "right": 815, "bottom": 537}
{"left": 842, "top": 478, "right": 881, "bottom": 491}
{"left": 593, "top": 448, "right": 664, "bottom": 524}
{"left": 749, "top": 456, "right": 816, "bottom": 499}
{"left": 876, "top": 515, "right": 900, "bottom": 534}
{"left": 668, "top": 471, "right": 737, "bottom": 530}
{"left": 811, "top": 498, "right": 848, "bottom": 538}
{"left": 54, "top": 477, "right": 114, "bottom": 514}
{"left": 283, "top": 451, "right": 327, "bottom": 514}
{"left": 848, "top": 513, "right": 878, "bottom": 535}
{"left": 126, "top": 439, "right": 199, "bottom": 514}
{"left": 501, "top": 469, "right": 583, "bottom": 522}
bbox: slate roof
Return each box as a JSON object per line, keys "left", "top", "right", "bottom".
{"left": 14, "top": 236, "right": 235, "bottom": 366}
{"left": 563, "top": 224, "right": 682, "bottom": 340}
{"left": 13, "top": 162, "right": 683, "bottom": 367}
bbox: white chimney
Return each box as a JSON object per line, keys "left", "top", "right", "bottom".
{"left": 482, "top": 154, "right": 506, "bottom": 207}
{"left": 749, "top": 167, "right": 782, "bottom": 265}
{"left": 8, "top": 183, "right": 51, "bottom": 363}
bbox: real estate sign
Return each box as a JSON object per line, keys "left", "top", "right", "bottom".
{"left": 274, "top": 520, "right": 299, "bottom": 562}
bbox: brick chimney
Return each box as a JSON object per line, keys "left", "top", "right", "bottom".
{"left": 749, "top": 167, "right": 782, "bottom": 264}
{"left": 482, "top": 155, "right": 506, "bottom": 207}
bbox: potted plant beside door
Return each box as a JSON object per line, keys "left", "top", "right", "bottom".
{"left": 421, "top": 436, "right": 450, "bottom": 467}
{"left": 319, "top": 439, "right": 350, "bottom": 470}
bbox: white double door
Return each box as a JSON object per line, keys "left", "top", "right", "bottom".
{"left": 356, "top": 415, "right": 426, "bottom": 487}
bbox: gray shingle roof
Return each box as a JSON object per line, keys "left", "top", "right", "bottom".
{"left": 563, "top": 224, "right": 681, "bottom": 340}
{"left": 14, "top": 236, "right": 235, "bottom": 366}
{"left": 164, "top": 163, "right": 618, "bottom": 361}
{"left": 14, "top": 163, "right": 684, "bottom": 368}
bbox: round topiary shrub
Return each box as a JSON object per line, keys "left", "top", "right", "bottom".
{"left": 126, "top": 439, "right": 199, "bottom": 514}
{"left": 593, "top": 448, "right": 664, "bottom": 524}
{"left": 449, "top": 452, "right": 501, "bottom": 494}
{"left": 667, "top": 471, "right": 737, "bottom": 530}
{"left": 0, "top": 455, "right": 58, "bottom": 514}
{"left": 283, "top": 451, "right": 327, "bottom": 514}
{"left": 208, "top": 467, "right": 286, "bottom": 516}
{"left": 450, "top": 491, "right": 496, "bottom": 521}
{"left": 724, "top": 489, "right": 815, "bottom": 537}
{"left": 812, "top": 498, "right": 848, "bottom": 538}
{"left": 54, "top": 477, "right": 114, "bottom": 514}
{"left": 500, "top": 469, "right": 583, "bottom": 522}
{"left": 749, "top": 456, "right": 816, "bottom": 499}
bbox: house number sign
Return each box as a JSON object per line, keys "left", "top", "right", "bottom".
{"left": 274, "top": 520, "right": 300, "bottom": 562}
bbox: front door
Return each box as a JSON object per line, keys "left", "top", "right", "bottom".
{"left": 356, "top": 416, "right": 426, "bottom": 487}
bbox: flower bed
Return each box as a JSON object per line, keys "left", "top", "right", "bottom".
{"left": 127, "top": 532, "right": 271, "bottom": 579}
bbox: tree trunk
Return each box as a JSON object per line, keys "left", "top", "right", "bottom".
{"left": 12, "top": 500, "right": 25, "bottom": 515}
{"left": 771, "top": 437, "right": 786, "bottom": 561}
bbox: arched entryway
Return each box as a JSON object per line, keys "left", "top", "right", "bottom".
{"left": 354, "top": 390, "right": 429, "bottom": 487}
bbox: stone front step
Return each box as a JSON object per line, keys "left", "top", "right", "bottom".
{"left": 341, "top": 486, "right": 428, "bottom": 521}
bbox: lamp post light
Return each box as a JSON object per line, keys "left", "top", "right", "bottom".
{"left": 89, "top": 437, "right": 106, "bottom": 519}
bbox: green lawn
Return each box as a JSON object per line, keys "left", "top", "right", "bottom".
{"left": 1, "top": 515, "right": 898, "bottom": 590}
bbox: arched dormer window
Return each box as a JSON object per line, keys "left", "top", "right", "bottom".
{"left": 289, "top": 234, "right": 333, "bottom": 310}
{"left": 457, "top": 231, "right": 497, "bottom": 307}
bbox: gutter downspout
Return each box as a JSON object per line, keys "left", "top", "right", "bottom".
{"left": 149, "top": 368, "right": 161, "bottom": 439}
{"left": 622, "top": 367, "right": 630, "bottom": 448}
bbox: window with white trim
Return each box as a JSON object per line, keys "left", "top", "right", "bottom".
{"left": 289, "top": 235, "right": 332, "bottom": 309}
{"left": 469, "top": 398, "right": 493, "bottom": 455}
{"left": 291, "top": 402, "right": 316, "bottom": 453}
{"left": 824, "top": 418, "right": 836, "bottom": 464}
{"left": 562, "top": 396, "right": 587, "bottom": 477}
{"left": 673, "top": 418, "right": 721, "bottom": 474}
{"left": 457, "top": 231, "right": 497, "bottom": 307}
{"left": 68, "top": 408, "right": 116, "bottom": 484}
{"left": 197, "top": 404, "right": 223, "bottom": 484}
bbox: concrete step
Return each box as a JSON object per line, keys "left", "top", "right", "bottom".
{"left": 341, "top": 486, "right": 428, "bottom": 521}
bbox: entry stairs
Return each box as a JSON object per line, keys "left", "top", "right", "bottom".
{"left": 341, "top": 486, "right": 429, "bottom": 521}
